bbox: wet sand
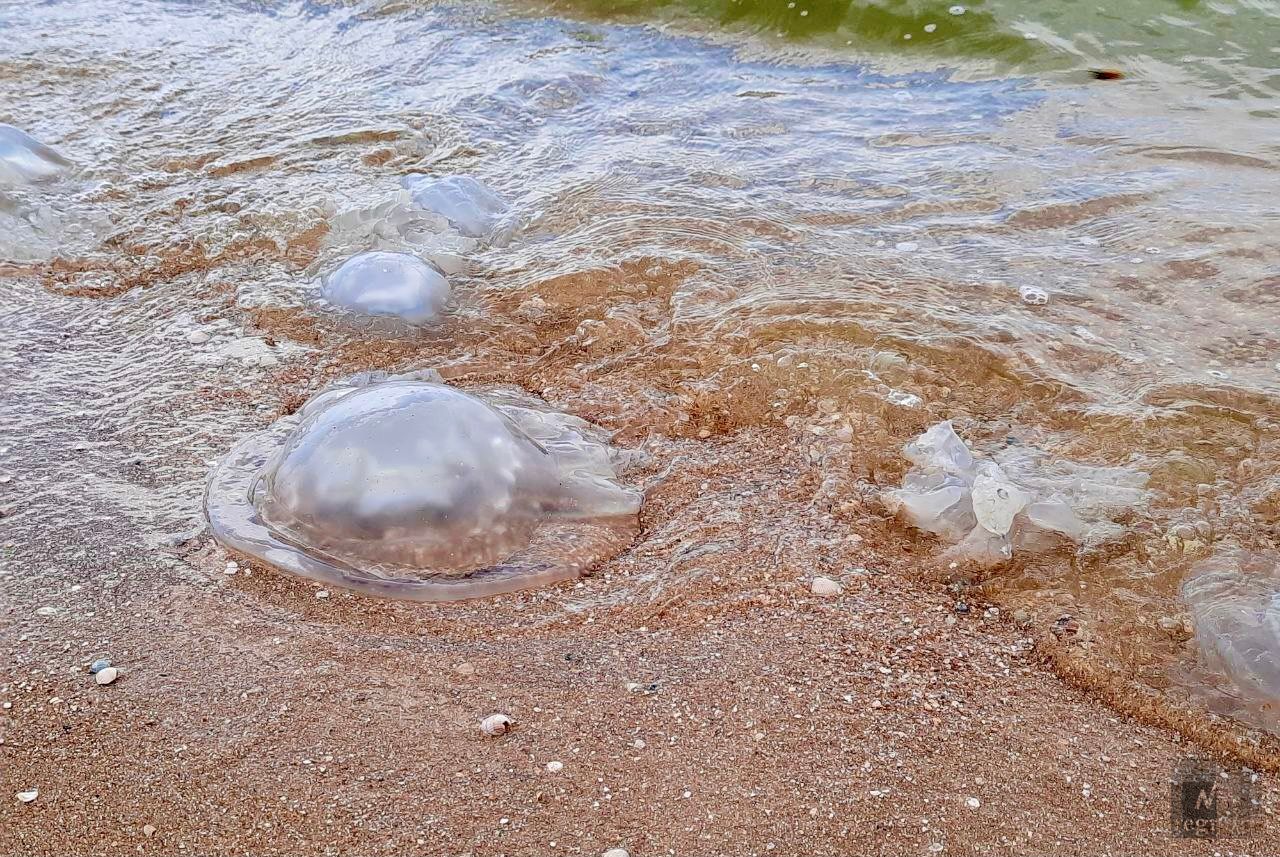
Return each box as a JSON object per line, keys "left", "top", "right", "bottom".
{"left": 4, "top": 426, "right": 1280, "bottom": 855}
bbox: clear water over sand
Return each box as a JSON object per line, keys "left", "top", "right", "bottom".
{"left": 2, "top": 0, "right": 1280, "bottom": 741}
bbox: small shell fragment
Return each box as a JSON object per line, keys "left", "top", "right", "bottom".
{"left": 480, "top": 713, "right": 513, "bottom": 736}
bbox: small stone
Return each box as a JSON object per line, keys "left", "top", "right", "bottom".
{"left": 811, "top": 576, "right": 843, "bottom": 598}
{"left": 35, "top": 606, "right": 58, "bottom": 617}
{"left": 89, "top": 658, "right": 111, "bottom": 674}
{"left": 143, "top": 824, "right": 156, "bottom": 838}
{"left": 954, "top": 602, "right": 970, "bottom": 614}
{"left": 455, "top": 662, "right": 476, "bottom": 676}
{"left": 480, "top": 713, "right": 513, "bottom": 736}
{"left": 95, "top": 667, "right": 120, "bottom": 685}
{"left": 315, "top": 590, "right": 329, "bottom": 599}
{"left": 187, "top": 330, "right": 211, "bottom": 345}
{"left": 983, "top": 607, "right": 1000, "bottom": 621}
{"left": 697, "top": 428, "right": 711, "bottom": 439}
{"left": 965, "top": 796, "right": 981, "bottom": 809}
{"left": 16, "top": 789, "right": 37, "bottom": 803}
{"left": 545, "top": 760, "right": 564, "bottom": 773}
{"left": 602, "top": 849, "right": 630, "bottom": 857}
{"left": 1013, "top": 608, "right": 1031, "bottom": 627}
{"left": 633, "top": 738, "right": 646, "bottom": 750}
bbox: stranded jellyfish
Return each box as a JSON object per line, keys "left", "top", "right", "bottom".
{"left": 884, "top": 421, "right": 1147, "bottom": 564}
{"left": 401, "top": 174, "right": 509, "bottom": 238}
{"left": 320, "top": 251, "right": 451, "bottom": 324}
{"left": 205, "top": 372, "right": 642, "bottom": 600}
{"left": 0, "top": 124, "right": 70, "bottom": 185}
{"left": 1183, "top": 545, "right": 1280, "bottom": 703}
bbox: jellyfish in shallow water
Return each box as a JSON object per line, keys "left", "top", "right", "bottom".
{"left": 205, "top": 372, "right": 642, "bottom": 600}
{"left": 401, "top": 174, "right": 509, "bottom": 238}
{"left": 1183, "top": 545, "right": 1280, "bottom": 703}
{"left": 883, "top": 421, "right": 1147, "bottom": 563}
{"left": 0, "top": 124, "right": 70, "bottom": 185}
{"left": 320, "top": 251, "right": 451, "bottom": 324}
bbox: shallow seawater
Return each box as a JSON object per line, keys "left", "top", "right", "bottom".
{"left": 1, "top": 0, "right": 1279, "bottom": 741}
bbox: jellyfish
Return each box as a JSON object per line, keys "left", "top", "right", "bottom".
{"left": 1183, "top": 545, "right": 1280, "bottom": 703}
{"left": 320, "top": 251, "right": 451, "bottom": 324}
{"left": 884, "top": 421, "right": 1146, "bottom": 563}
{"left": 0, "top": 124, "right": 70, "bottom": 185}
{"left": 400, "top": 174, "right": 509, "bottom": 238}
{"left": 204, "top": 371, "right": 642, "bottom": 600}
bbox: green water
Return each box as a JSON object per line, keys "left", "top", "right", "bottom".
{"left": 539, "top": 0, "right": 1280, "bottom": 96}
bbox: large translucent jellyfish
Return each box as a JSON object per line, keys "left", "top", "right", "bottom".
{"left": 0, "top": 124, "right": 70, "bottom": 185}
{"left": 400, "top": 174, "right": 510, "bottom": 238}
{"left": 883, "top": 421, "right": 1148, "bottom": 563}
{"left": 204, "top": 371, "right": 642, "bottom": 600}
{"left": 1183, "top": 545, "right": 1280, "bottom": 703}
{"left": 320, "top": 251, "right": 451, "bottom": 324}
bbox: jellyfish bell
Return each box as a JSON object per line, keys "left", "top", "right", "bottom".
{"left": 0, "top": 124, "right": 71, "bottom": 186}
{"left": 1183, "top": 545, "right": 1280, "bottom": 703}
{"left": 320, "top": 251, "right": 451, "bottom": 325}
{"left": 205, "top": 372, "right": 642, "bottom": 600}
{"left": 400, "top": 174, "right": 510, "bottom": 239}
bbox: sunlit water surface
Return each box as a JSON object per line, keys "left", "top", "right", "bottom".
{"left": 2, "top": 0, "right": 1279, "bottom": 736}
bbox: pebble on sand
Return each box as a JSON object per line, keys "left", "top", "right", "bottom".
{"left": 143, "top": 824, "right": 157, "bottom": 838}
{"left": 95, "top": 666, "right": 120, "bottom": 685}
{"left": 810, "top": 576, "right": 843, "bottom": 598}
{"left": 16, "top": 789, "right": 38, "bottom": 803}
{"left": 545, "top": 760, "right": 564, "bottom": 773}
{"left": 89, "top": 658, "right": 111, "bottom": 674}
{"left": 602, "top": 849, "right": 630, "bottom": 857}
{"left": 480, "top": 713, "right": 513, "bottom": 736}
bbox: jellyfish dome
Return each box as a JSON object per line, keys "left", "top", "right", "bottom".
{"left": 0, "top": 124, "right": 71, "bottom": 185}
{"left": 1183, "top": 545, "right": 1280, "bottom": 703}
{"left": 400, "top": 174, "right": 509, "bottom": 238}
{"left": 320, "top": 251, "right": 451, "bottom": 324}
{"left": 205, "top": 372, "right": 642, "bottom": 600}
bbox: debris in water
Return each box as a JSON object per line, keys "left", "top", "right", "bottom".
{"left": 883, "top": 421, "right": 1147, "bottom": 564}
{"left": 1182, "top": 545, "right": 1280, "bottom": 703}
{"left": 0, "top": 124, "right": 70, "bottom": 185}
{"left": 480, "top": 713, "right": 513, "bottom": 736}
{"left": 204, "top": 371, "right": 641, "bottom": 601}
{"left": 321, "top": 251, "right": 451, "bottom": 325}
{"left": 1089, "top": 69, "right": 1125, "bottom": 81}
{"left": 1018, "top": 285, "right": 1049, "bottom": 306}
{"left": 401, "top": 174, "right": 510, "bottom": 239}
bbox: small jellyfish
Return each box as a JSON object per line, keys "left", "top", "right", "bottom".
{"left": 205, "top": 372, "right": 641, "bottom": 600}
{"left": 320, "top": 251, "right": 451, "bottom": 324}
{"left": 0, "top": 124, "right": 71, "bottom": 185}
{"left": 400, "top": 174, "right": 510, "bottom": 238}
{"left": 1183, "top": 545, "right": 1280, "bottom": 703}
